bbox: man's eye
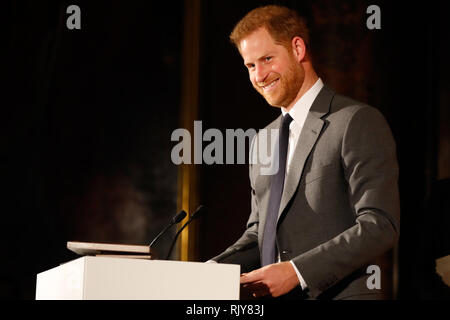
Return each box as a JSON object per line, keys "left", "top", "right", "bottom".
{"left": 265, "top": 56, "right": 272, "bottom": 62}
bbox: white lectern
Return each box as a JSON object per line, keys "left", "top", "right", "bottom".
{"left": 35, "top": 257, "right": 240, "bottom": 300}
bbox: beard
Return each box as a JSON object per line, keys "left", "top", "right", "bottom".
{"left": 254, "top": 60, "right": 304, "bottom": 108}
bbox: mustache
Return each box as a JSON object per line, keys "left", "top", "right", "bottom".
{"left": 256, "top": 76, "right": 279, "bottom": 88}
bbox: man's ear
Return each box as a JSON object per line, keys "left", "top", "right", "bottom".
{"left": 291, "top": 36, "right": 306, "bottom": 62}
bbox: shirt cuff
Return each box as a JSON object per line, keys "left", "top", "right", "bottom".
{"left": 289, "top": 260, "right": 308, "bottom": 290}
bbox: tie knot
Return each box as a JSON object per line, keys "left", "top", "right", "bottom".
{"left": 282, "top": 113, "right": 293, "bottom": 130}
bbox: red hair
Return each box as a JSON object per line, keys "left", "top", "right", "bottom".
{"left": 230, "top": 5, "right": 310, "bottom": 50}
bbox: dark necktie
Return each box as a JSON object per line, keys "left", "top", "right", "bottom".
{"left": 261, "top": 113, "right": 293, "bottom": 266}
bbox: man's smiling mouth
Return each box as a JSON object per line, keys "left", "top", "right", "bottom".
{"left": 261, "top": 79, "right": 279, "bottom": 92}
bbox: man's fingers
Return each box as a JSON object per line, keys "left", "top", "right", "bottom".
{"left": 241, "top": 281, "right": 268, "bottom": 291}
{"left": 240, "top": 269, "right": 263, "bottom": 284}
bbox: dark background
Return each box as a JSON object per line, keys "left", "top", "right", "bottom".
{"left": 2, "top": 0, "right": 449, "bottom": 299}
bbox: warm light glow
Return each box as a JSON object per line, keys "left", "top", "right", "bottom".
{"left": 181, "top": 166, "right": 190, "bottom": 261}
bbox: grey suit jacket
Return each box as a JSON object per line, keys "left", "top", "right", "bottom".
{"left": 212, "top": 86, "right": 400, "bottom": 300}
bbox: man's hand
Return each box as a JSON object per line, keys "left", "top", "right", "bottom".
{"left": 240, "top": 262, "right": 300, "bottom": 298}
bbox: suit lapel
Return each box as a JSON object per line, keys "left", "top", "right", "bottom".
{"left": 277, "top": 85, "right": 335, "bottom": 220}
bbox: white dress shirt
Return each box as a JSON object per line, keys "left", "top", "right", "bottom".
{"left": 280, "top": 78, "right": 324, "bottom": 290}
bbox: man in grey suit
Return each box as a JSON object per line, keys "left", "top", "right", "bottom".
{"left": 210, "top": 5, "right": 400, "bottom": 300}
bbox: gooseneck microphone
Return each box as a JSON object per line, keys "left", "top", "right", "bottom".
{"left": 165, "top": 205, "right": 206, "bottom": 260}
{"left": 149, "top": 210, "right": 187, "bottom": 248}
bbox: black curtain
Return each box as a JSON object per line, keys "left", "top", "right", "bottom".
{"left": 3, "top": 0, "right": 183, "bottom": 299}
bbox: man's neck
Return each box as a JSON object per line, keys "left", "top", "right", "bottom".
{"left": 284, "top": 71, "right": 319, "bottom": 112}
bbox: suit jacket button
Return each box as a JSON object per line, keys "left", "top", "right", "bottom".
{"left": 281, "top": 250, "right": 291, "bottom": 255}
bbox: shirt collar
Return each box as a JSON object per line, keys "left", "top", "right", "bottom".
{"left": 281, "top": 78, "right": 324, "bottom": 125}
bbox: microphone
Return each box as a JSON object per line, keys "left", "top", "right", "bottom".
{"left": 165, "top": 205, "right": 206, "bottom": 260}
{"left": 149, "top": 210, "right": 187, "bottom": 248}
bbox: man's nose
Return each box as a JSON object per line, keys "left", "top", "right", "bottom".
{"left": 255, "top": 65, "right": 269, "bottom": 84}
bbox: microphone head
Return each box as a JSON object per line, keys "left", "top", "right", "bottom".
{"left": 173, "top": 210, "right": 187, "bottom": 223}
{"left": 191, "top": 205, "right": 206, "bottom": 219}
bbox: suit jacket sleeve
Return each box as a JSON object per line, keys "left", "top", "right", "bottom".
{"left": 291, "top": 106, "right": 400, "bottom": 298}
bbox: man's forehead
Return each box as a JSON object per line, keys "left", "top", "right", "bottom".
{"left": 239, "top": 28, "right": 284, "bottom": 62}
{"left": 239, "top": 28, "right": 272, "bottom": 51}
